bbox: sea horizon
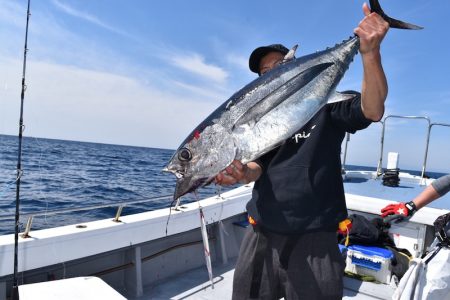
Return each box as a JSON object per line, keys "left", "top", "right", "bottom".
{"left": 0, "top": 134, "right": 448, "bottom": 235}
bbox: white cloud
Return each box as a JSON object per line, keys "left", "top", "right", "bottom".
{"left": 0, "top": 0, "right": 123, "bottom": 72}
{"left": 225, "top": 52, "right": 248, "bottom": 72}
{"left": 0, "top": 58, "right": 218, "bottom": 149}
{"left": 51, "top": 0, "right": 132, "bottom": 38}
{"left": 169, "top": 53, "right": 228, "bottom": 84}
{"left": 0, "top": 1, "right": 25, "bottom": 28}
{"left": 0, "top": 0, "right": 232, "bottom": 150}
{"left": 171, "top": 80, "right": 229, "bottom": 102}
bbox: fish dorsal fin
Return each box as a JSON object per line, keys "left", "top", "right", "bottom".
{"left": 232, "top": 62, "right": 334, "bottom": 130}
{"left": 282, "top": 44, "right": 299, "bottom": 63}
{"left": 327, "top": 91, "right": 357, "bottom": 104}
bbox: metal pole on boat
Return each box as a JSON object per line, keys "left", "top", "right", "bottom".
{"left": 423, "top": 122, "right": 450, "bottom": 183}
{"left": 12, "top": 0, "right": 31, "bottom": 299}
{"left": 342, "top": 132, "right": 350, "bottom": 174}
{"left": 421, "top": 123, "right": 432, "bottom": 183}
{"left": 376, "top": 119, "right": 386, "bottom": 176}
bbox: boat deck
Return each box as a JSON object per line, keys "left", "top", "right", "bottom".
{"left": 344, "top": 173, "right": 450, "bottom": 210}
{"left": 4, "top": 171, "right": 448, "bottom": 300}
{"left": 132, "top": 259, "right": 236, "bottom": 300}
{"left": 130, "top": 258, "right": 395, "bottom": 300}
{"left": 130, "top": 173, "right": 445, "bottom": 300}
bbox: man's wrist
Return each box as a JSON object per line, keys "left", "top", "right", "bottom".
{"left": 239, "top": 164, "right": 261, "bottom": 184}
{"left": 361, "top": 49, "right": 381, "bottom": 64}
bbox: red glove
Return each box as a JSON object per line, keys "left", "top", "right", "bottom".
{"left": 381, "top": 201, "right": 417, "bottom": 218}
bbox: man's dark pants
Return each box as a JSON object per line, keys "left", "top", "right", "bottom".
{"left": 232, "top": 226, "right": 345, "bottom": 300}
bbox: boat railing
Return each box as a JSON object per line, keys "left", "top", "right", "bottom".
{"left": 425, "top": 122, "right": 450, "bottom": 179}
{"left": 376, "top": 115, "right": 431, "bottom": 179}
{"left": 342, "top": 115, "right": 449, "bottom": 181}
{"left": 0, "top": 194, "right": 172, "bottom": 238}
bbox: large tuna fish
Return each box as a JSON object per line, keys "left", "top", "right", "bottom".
{"left": 164, "top": 0, "right": 422, "bottom": 200}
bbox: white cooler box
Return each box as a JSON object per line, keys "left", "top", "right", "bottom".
{"left": 345, "top": 244, "right": 393, "bottom": 284}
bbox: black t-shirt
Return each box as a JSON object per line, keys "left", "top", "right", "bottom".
{"left": 246, "top": 92, "right": 371, "bottom": 234}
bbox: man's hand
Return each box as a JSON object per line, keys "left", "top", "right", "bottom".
{"left": 381, "top": 201, "right": 417, "bottom": 218}
{"left": 215, "top": 160, "right": 262, "bottom": 186}
{"left": 354, "top": 3, "right": 389, "bottom": 56}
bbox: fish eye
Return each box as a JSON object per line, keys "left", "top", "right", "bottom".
{"left": 178, "top": 148, "right": 192, "bottom": 162}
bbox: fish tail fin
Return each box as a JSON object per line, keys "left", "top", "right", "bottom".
{"left": 370, "top": 0, "right": 423, "bottom": 30}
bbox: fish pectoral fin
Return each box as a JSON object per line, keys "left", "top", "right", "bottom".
{"left": 232, "top": 62, "right": 334, "bottom": 130}
{"left": 326, "top": 91, "right": 358, "bottom": 104}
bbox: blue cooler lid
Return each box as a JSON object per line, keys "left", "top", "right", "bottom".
{"left": 348, "top": 245, "right": 393, "bottom": 259}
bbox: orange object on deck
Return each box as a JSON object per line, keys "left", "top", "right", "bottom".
{"left": 338, "top": 218, "right": 352, "bottom": 246}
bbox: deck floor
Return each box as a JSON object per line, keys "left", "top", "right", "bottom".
{"left": 131, "top": 259, "right": 393, "bottom": 300}
{"left": 130, "top": 174, "right": 435, "bottom": 299}
{"left": 132, "top": 259, "right": 236, "bottom": 300}
{"left": 344, "top": 176, "right": 450, "bottom": 210}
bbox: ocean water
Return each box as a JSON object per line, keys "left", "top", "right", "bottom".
{"left": 0, "top": 134, "right": 447, "bottom": 236}
{"left": 0, "top": 134, "right": 230, "bottom": 235}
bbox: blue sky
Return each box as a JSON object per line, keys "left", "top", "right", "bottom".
{"left": 0, "top": 0, "right": 449, "bottom": 173}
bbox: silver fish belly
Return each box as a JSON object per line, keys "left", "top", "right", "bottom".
{"left": 166, "top": 37, "right": 359, "bottom": 200}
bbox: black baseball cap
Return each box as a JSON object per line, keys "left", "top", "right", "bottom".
{"left": 249, "top": 44, "right": 289, "bottom": 74}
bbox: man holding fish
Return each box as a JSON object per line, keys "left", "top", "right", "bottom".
{"left": 164, "top": 0, "right": 422, "bottom": 297}
{"left": 216, "top": 3, "right": 390, "bottom": 299}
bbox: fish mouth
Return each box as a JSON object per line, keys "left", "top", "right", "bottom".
{"left": 162, "top": 167, "right": 190, "bottom": 200}
{"left": 174, "top": 176, "right": 193, "bottom": 200}
{"left": 174, "top": 176, "right": 208, "bottom": 200}
{"left": 162, "top": 167, "right": 185, "bottom": 179}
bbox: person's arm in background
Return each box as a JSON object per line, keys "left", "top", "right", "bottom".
{"left": 381, "top": 175, "right": 450, "bottom": 218}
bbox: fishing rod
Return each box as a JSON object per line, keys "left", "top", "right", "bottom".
{"left": 12, "top": 0, "right": 31, "bottom": 299}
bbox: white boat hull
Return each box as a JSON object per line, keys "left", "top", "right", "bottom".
{"left": 1, "top": 171, "right": 449, "bottom": 299}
